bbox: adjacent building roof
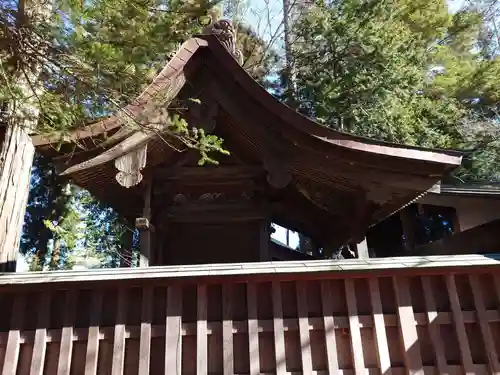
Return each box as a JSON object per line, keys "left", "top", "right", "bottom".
{"left": 33, "top": 20, "right": 463, "bottom": 247}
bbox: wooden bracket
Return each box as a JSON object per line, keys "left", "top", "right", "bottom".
{"left": 135, "top": 217, "right": 155, "bottom": 232}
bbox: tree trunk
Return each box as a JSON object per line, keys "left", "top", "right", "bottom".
{"left": 282, "top": 0, "right": 297, "bottom": 105}
{"left": 0, "top": 123, "right": 35, "bottom": 271}
{"left": 50, "top": 237, "right": 61, "bottom": 270}
{"left": 0, "top": 0, "right": 52, "bottom": 272}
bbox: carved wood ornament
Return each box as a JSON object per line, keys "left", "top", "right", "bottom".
{"left": 207, "top": 19, "right": 244, "bottom": 65}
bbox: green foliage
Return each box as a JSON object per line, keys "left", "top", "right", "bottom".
{"left": 21, "top": 155, "right": 77, "bottom": 268}
{"left": 22, "top": 156, "right": 136, "bottom": 270}
{"left": 1, "top": 0, "right": 218, "bottom": 137}
{"left": 287, "top": 0, "right": 500, "bottom": 182}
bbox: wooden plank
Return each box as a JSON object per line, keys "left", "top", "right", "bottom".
{"left": 111, "top": 289, "right": 127, "bottom": 375}
{"left": 85, "top": 290, "right": 102, "bottom": 375}
{"left": 320, "top": 280, "right": 340, "bottom": 374}
{"left": 57, "top": 290, "right": 78, "bottom": 375}
{"left": 197, "top": 284, "right": 208, "bottom": 375}
{"left": 445, "top": 274, "right": 474, "bottom": 375}
{"left": 0, "top": 254, "right": 499, "bottom": 286}
{"left": 139, "top": 286, "right": 153, "bottom": 374}
{"left": 296, "top": 281, "right": 313, "bottom": 374}
{"left": 30, "top": 293, "right": 51, "bottom": 375}
{"left": 344, "top": 279, "right": 365, "bottom": 375}
{"left": 392, "top": 277, "right": 424, "bottom": 375}
{"left": 1, "top": 294, "right": 25, "bottom": 375}
{"left": 247, "top": 283, "right": 258, "bottom": 375}
{"left": 420, "top": 277, "right": 447, "bottom": 374}
{"left": 272, "top": 281, "right": 286, "bottom": 375}
{"left": 223, "top": 284, "right": 234, "bottom": 375}
{"left": 469, "top": 274, "right": 500, "bottom": 374}
{"left": 368, "top": 278, "right": 392, "bottom": 375}
{"left": 165, "top": 285, "right": 182, "bottom": 375}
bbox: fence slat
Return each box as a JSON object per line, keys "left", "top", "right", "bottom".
{"left": 421, "top": 277, "right": 447, "bottom": 374}
{"left": 469, "top": 275, "right": 500, "bottom": 374}
{"left": 85, "top": 290, "right": 102, "bottom": 375}
{"left": 393, "top": 277, "right": 424, "bottom": 375}
{"left": 197, "top": 284, "right": 207, "bottom": 375}
{"left": 30, "top": 293, "right": 51, "bottom": 375}
{"left": 446, "top": 274, "right": 474, "bottom": 374}
{"left": 58, "top": 290, "right": 78, "bottom": 375}
{"left": 345, "top": 279, "right": 365, "bottom": 375}
{"left": 320, "top": 281, "right": 339, "bottom": 375}
{"left": 368, "top": 278, "right": 392, "bottom": 375}
{"left": 1, "top": 294, "right": 25, "bottom": 375}
{"left": 272, "top": 282, "right": 286, "bottom": 375}
{"left": 223, "top": 284, "right": 235, "bottom": 375}
{"left": 165, "top": 286, "right": 182, "bottom": 375}
{"left": 111, "top": 289, "right": 127, "bottom": 375}
{"left": 296, "top": 281, "right": 313, "bottom": 374}
{"left": 247, "top": 283, "right": 259, "bottom": 375}
{"left": 139, "top": 286, "right": 153, "bottom": 374}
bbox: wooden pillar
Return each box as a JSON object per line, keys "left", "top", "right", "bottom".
{"left": 356, "top": 237, "right": 369, "bottom": 259}
{"left": 119, "top": 224, "right": 134, "bottom": 268}
{"left": 400, "top": 206, "right": 416, "bottom": 254}
{"left": 138, "top": 177, "right": 152, "bottom": 267}
{"left": 259, "top": 220, "right": 270, "bottom": 261}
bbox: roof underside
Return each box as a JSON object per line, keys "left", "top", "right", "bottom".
{"left": 34, "top": 34, "right": 463, "bottom": 246}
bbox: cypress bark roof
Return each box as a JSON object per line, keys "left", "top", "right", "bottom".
{"left": 33, "top": 21, "right": 463, "bottom": 245}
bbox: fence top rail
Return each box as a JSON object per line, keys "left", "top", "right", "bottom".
{"left": 0, "top": 254, "right": 499, "bottom": 287}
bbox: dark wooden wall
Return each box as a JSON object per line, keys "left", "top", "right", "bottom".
{"left": 162, "top": 221, "right": 263, "bottom": 265}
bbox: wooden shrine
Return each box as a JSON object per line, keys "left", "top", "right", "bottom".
{"left": 4, "top": 19, "right": 500, "bottom": 375}
{"left": 34, "top": 19, "right": 462, "bottom": 266}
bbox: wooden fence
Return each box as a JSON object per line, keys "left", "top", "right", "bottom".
{"left": 1, "top": 255, "right": 500, "bottom": 374}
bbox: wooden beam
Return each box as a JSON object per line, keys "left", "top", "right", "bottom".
{"left": 356, "top": 238, "right": 369, "bottom": 259}
{"left": 296, "top": 282, "right": 313, "bottom": 374}
{"left": 165, "top": 286, "right": 182, "bottom": 375}
{"left": 223, "top": 284, "right": 235, "bottom": 375}
{"left": 400, "top": 206, "right": 416, "bottom": 253}
{"left": 393, "top": 276, "right": 424, "bottom": 375}
{"left": 154, "top": 166, "right": 264, "bottom": 182}
{"left": 272, "top": 282, "right": 286, "bottom": 375}
{"left": 469, "top": 275, "right": 500, "bottom": 374}
{"left": 139, "top": 286, "right": 153, "bottom": 374}
{"left": 369, "top": 278, "right": 392, "bottom": 375}
{"left": 259, "top": 220, "right": 270, "bottom": 261}
{"left": 30, "top": 294, "right": 51, "bottom": 375}
{"left": 247, "top": 283, "right": 259, "bottom": 375}
{"left": 345, "top": 279, "right": 366, "bottom": 374}
{"left": 445, "top": 274, "right": 474, "bottom": 375}
{"left": 196, "top": 285, "right": 208, "bottom": 375}
{"left": 320, "top": 280, "right": 340, "bottom": 374}
{"left": 85, "top": 290, "right": 102, "bottom": 375}
{"left": 57, "top": 291, "right": 77, "bottom": 375}
{"left": 139, "top": 177, "right": 152, "bottom": 267}
{"left": 111, "top": 289, "right": 127, "bottom": 375}
{"left": 2, "top": 295, "right": 25, "bottom": 375}
{"left": 420, "top": 277, "right": 447, "bottom": 374}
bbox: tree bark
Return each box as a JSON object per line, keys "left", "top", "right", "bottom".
{"left": 0, "top": 123, "right": 35, "bottom": 271}
{"left": 0, "top": 0, "right": 52, "bottom": 272}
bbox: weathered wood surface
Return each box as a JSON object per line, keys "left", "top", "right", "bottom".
{"left": 0, "top": 255, "right": 499, "bottom": 374}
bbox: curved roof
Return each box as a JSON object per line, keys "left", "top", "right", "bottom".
{"left": 32, "top": 35, "right": 462, "bottom": 166}
{"left": 33, "top": 31, "right": 463, "bottom": 246}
